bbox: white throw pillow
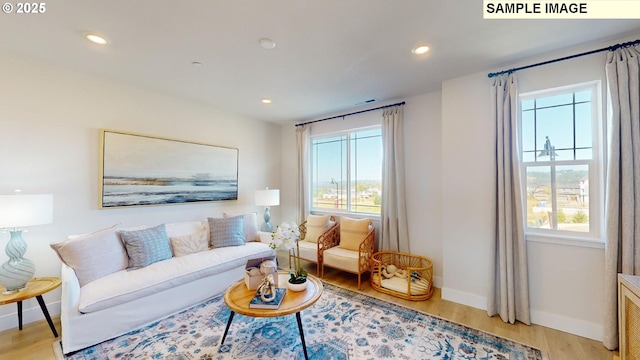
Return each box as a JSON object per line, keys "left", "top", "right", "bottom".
{"left": 170, "top": 230, "right": 209, "bottom": 257}
{"left": 50, "top": 225, "right": 128, "bottom": 286}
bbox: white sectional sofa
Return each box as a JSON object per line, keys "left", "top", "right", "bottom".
{"left": 54, "top": 215, "right": 274, "bottom": 354}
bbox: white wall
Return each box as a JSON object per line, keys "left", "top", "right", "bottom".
{"left": 441, "top": 34, "right": 640, "bottom": 341}
{"left": 0, "top": 54, "right": 281, "bottom": 331}
{"left": 280, "top": 92, "right": 444, "bottom": 287}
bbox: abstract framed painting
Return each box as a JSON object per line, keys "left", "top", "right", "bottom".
{"left": 99, "top": 130, "right": 238, "bottom": 208}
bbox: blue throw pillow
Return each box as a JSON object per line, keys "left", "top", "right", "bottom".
{"left": 208, "top": 216, "right": 245, "bottom": 248}
{"left": 120, "top": 224, "right": 173, "bottom": 270}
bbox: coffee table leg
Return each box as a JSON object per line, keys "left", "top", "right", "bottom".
{"left": 36, "top": 295, "right": 58, "bottom": 337}
{"left": 296, "top": 312, "right": 309, "bottom": 360}
{"left": 221, "top": 311, "right": 235, "bottom": 345}
{"left": 17, "top": 301, "right": 22, "bottom": 330}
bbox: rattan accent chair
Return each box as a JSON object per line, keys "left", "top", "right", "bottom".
{"left": 289, "top": 215, "right": 337, "bottom": 275}
{"left": 321, "top": 217, "right": 375, "bottom": 290}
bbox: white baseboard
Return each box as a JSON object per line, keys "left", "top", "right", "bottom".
{"left": 0, "top": 300, "right": 61, "bottom": 332}
{"left": 440, "top": 287, "right": 603, "bottom": 342}
{"left": 441, "top": 287, "right": 488, "bottom": 311}
{"left": 432, "top": 275, "right": 443, "bottom": 289}
{"left": 530, "top": 309, "right": 603, "bottom": 342}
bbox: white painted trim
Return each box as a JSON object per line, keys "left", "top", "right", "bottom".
{"left": 0, "top": 300, "right": 61, "bottom": 332}
{"left": 432, "top": 276, "right": 443, "bottom": 289}
{"left": 441, "top": 286, "right": 603, "bottom": 341}
{"left": 441, "top": 287, "right": 488, "bottom": 311}
{"left": 530, "top": 309, "right": 603, "bottom": 342}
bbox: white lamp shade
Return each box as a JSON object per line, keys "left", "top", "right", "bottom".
{"left": 0, "top": 194, "right": 53, "bottom": 228}
{"left": 255, "top": 189, "right": 279, "bottom": 207}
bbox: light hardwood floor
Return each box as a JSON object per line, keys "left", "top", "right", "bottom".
{"left": 0, "top": 255, "right": 620, "bottom": 360}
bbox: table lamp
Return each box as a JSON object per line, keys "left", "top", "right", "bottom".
{"left": 255, "top": 188, "right": 279, "bottom": 232}
{"left": 0, "top": 191, "right": 53, "bottom": 293}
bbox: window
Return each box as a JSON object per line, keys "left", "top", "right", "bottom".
{"left": 519, "top": 82, "right": 602, "bottom": 240}
{"left": 310, "top": 127, "right": 382, "bottom": 214}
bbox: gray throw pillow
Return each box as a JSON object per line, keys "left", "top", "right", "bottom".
{"left": 120, "top": 224, "right": 173, "bottom": 270}
{"left": 208, "top": 216, "right": 245, "bottom": 248}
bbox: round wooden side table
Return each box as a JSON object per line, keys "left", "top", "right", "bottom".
{"left": 222, "top": 271, "right": 323, "bottom": 360}
{"left": 0, "top": 277, "right": 61, "bottom": 337}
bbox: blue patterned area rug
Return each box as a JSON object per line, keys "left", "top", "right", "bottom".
{"left": 65, "top": 283, "right": 545, "bottom": 360}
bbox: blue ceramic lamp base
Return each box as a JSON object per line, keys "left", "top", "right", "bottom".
{"left": 0, "top": 230, "right": 35, "bottom": 294}
{"left": 261, "top": 207, "right": 273, "bottom": 232}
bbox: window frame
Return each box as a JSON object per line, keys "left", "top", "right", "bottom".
{"left": 518, "top": 81, "right": 604, "bottom": 247}
{"left": 309, "top": 125, "right": 382, "bottom": 217}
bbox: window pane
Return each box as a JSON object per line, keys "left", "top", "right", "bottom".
{"left": 311, "top": 136, "right": 347, "bottom": 211}
{"left": 554, "top": 149, "right": 574, "bottom": 160}
{"left": 522, "top": 151, "right": 536, "bottom": 162}
{"left": 555, "top": 165, "right": 589, "bottom": 232}
{"left": 536, "top": 105, "right": 574, "bottom": 151}
{"left": 575, "top": 90, "right": 591, "bottom": 103}
{"left": 575, "top": 102, "right": 593, "bottom": 149}
{"left": 526, "top": 166, "right": 552, "bottom": 229}
{"left": 575, "top": 148, "right": 593, "bottom": 160}
{"left": 350, "top": 129, "right": 382, "bottom": 214}
{"left": 536, "top": 93, "right": 574, "bottom": 108}
{"left": 522, "top": 99, "right": 535, "bottom": 110}
{"left": 310, "top": 127, "right": 382, "bottom": 215}
{"left": 521, "top": 110, "right": 535, "bottom": 152}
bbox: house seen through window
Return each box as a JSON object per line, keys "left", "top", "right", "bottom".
{"left": 520, "top": 82, "right": 601, "bottom": 239}
{"left": 310, "top": 127, "right": 382, "bottom": 214}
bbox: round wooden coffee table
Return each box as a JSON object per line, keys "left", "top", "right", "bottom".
{"left": 222, "top": 272, "right": 323, "bottom": 360}
{"left": 0, "top": 277, "right": 61, "bottom": 337}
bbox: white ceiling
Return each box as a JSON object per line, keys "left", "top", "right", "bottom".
{"left": 1, "top": 1, "right": 639, "bottom": 124}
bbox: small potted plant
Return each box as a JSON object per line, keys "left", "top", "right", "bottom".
{"left": 269, "top": 221, "right": 308, "bottom": 291}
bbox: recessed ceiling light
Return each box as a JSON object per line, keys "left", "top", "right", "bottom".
{"left": 84, "top": 33, "right": 109, "bottom": 45}
{"left": 411, "top": 44, "right": 430, "bottom": 55}
{"left": 259, "top": 38, "right": 276, "bottom": 50}
{"left": 261, "top": 98, "right": 272, "bottom": 104}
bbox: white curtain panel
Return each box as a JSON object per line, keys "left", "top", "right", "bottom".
{"left": 296, "top": 125, "right": 310, "bottom": 224}
{"left": 381, "top": 106, "right": 410, "bottom": 253}
{"left": 603, "top": 45, "right": 640, "bottom": 350}
{"left": 487, "top": 74, "right": 531, "bottom": 325}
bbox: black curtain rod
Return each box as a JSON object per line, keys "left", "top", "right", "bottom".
{"left": 294, "top": 101, "right": 406, "bottom": 127}
{"left": 488, "top": 39, "right": 640, "bottom": 78}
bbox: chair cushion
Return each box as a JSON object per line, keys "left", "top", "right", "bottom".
{"left": 324, "top": 247, "right": 359, "bottom": 273}
{"left": 120, "top": 224, "right": 173, "bottom": 270}
{"left": 338, "top": 217, "right": 370, "bottom": 251}
{"left": 296, "top": 239, "right": 318, "bottom": 262}
{"left": 50, "top": 224, "right": 128, "bottom": 287}
{"left": 208, "top": 216, "right": 245, "bottom": 248}
{"left": 304, "top": 214, "right": 331, "bottom": 243}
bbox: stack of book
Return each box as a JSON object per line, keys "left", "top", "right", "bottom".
{"left": 249, "top": 288, "right": 287, "bottom": 309}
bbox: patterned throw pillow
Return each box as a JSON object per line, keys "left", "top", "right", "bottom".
{"left": 120, "top": 224, "right": 173, "bottom": 270}
{"left": 169, "top": 230, "right": 209, "bottom": 257}
{"left": 222, "top": 212, "right": 259, "bottom": 242}
{"left": 208, "top": 216, "right": 245, "bottom": 248}
{"left": 338, "top": 217, "right": 370, "bottom": 251}
{"left": 50, "top": 225, "right": 128, "bottom": 286}
{"left": 304, "top": 214, "right": 331, "bottom": 243}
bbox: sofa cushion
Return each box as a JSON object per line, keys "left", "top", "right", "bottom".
{"left": 78, "top": 242, "right": 274, "bottom": 313}
{"left": 223, "top": 212, "right": 259, "bottom": 242}
{"left": 304, "top": 214, "right": 331, "bottom": 243}
{"left": 338, "top": 217, "right": 370, "bottom": 251}
{"left": 208, "top": 216, "right": 245, "bottom": 248}
{"left": 120, "top": 224, "right": 173, "bottom": 270}
{"left": 51, "top": 225, "right": 128, "bottom": 287}
{"left": 296, "top": 239, "right": 318, "bottom": 262}
{"left": 170, "top": 230, "right": 208, "bottom": 257}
